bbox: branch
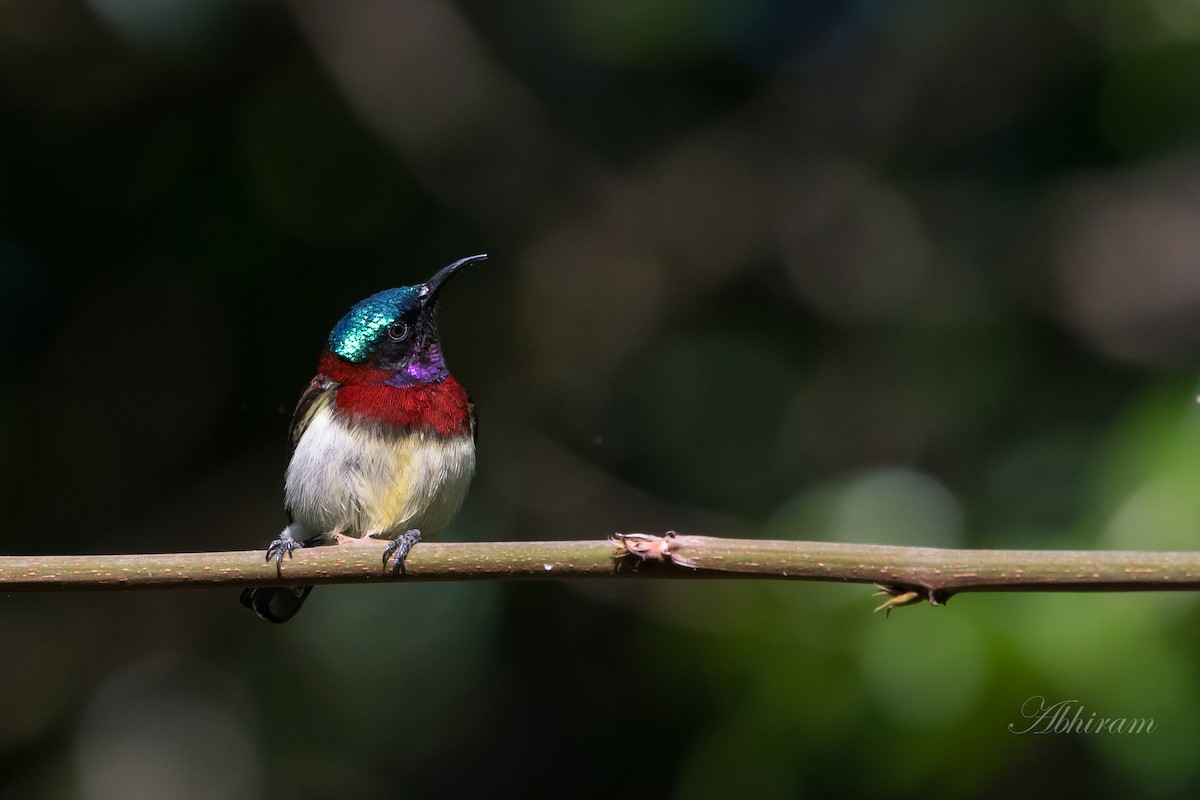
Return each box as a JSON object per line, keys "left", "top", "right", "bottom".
{"left": 5, "top": 533, "right": 1200, "bottom": 611}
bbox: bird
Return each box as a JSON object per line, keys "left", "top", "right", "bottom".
{"left": 240, "top": 254, "right": 485, "bottom": 623}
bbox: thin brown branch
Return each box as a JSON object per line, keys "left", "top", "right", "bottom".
{"left": 5, "top": 533, "right": 1200, "bottom": 610}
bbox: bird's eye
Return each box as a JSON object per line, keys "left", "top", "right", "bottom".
{"left": 386, "top": 322, "right": 408, "bottom": 341}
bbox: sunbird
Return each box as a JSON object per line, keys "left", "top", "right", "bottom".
{"left": 241, "top": 255, "right": 485, "bottom": 622}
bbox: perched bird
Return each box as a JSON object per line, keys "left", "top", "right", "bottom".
{"left": 241, "top": 254, "right": 485, "bottom": 623}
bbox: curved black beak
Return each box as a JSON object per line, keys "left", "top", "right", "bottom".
{"left": 420, "top": 253, "right": 487, "bottom": 305}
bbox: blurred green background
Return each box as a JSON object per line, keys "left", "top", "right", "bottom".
{"left": 4, "top": 0, "right": 1200, "bottom": 797}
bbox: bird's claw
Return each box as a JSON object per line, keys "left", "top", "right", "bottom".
{"left": 382, "top": 529, "right": 422, "bottom": 574}
{"left": 266, "top": 527, "right": 305, "bottom": 578}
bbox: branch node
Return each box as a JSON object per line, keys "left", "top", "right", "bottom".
{"left": 612, "top": 531, "right": 676, "bottom": 563}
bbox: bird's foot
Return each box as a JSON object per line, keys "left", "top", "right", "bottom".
{"left": 380, "top": 529, "right": 422, "bottom": 574}
{"left": 266, "top": 525, "right": 305, "bottom": 577}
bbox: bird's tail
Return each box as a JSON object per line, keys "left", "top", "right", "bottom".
{"left": 240, "top": 586, "right": 313, "bottom": 623}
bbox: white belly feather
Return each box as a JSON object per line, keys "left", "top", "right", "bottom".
{"left": 284, "top": 398, "right": 475, "bottom": 540}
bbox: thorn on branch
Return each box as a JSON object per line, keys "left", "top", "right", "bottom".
{"left": 873, "top": 583, "right": 934, "bottom": 616}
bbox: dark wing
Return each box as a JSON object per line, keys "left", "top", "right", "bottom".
{"left": 290, "top": 375, "right": 337, "bottom": 450}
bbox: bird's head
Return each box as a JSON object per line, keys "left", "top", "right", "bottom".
{"left": 327, "top": 254, "right": 485, "bottom": 385}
